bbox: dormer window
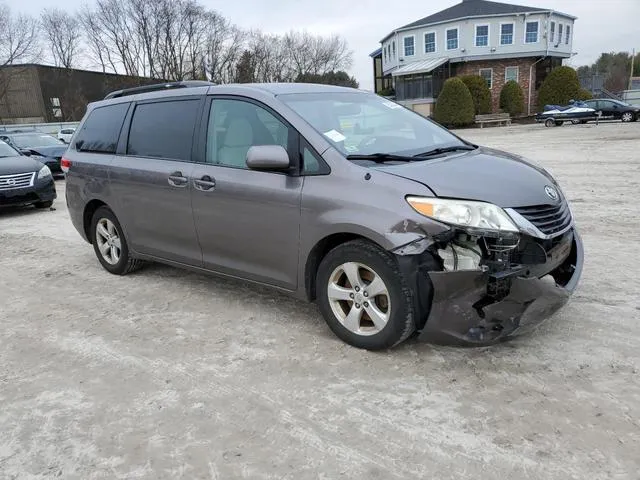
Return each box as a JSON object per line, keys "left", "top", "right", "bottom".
{"left": 446, "top": 28, "right": 459, "bottom": 50}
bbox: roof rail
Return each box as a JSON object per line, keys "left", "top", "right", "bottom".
{"left": 104, "top": 80, "right": 214, "bottom": 100}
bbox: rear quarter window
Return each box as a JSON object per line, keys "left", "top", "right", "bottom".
{"left": 75, "top": 103, "right": 130, "bottom": 153}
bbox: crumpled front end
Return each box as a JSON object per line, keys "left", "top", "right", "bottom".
{"left": 394, "top": 219, "right": 584, "bottom": 346}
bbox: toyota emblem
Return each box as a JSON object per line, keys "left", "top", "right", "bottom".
{"left": 544, "top": 185, "right": 559, "bottom": 201}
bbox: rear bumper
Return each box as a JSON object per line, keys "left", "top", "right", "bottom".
{"left": 0, "top": 178, "right": 57, "bottom": 207}
{"left": 417, "top": 229, "right": 584, "bottom": 346}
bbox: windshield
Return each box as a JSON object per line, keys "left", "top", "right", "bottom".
{"left": 12, "top": 134, "right": 63, "bottom": 148}
{"left": 0, "top": 140, "right": 19, "bottom": 157}
{"left": 279, "top": 92, "right": 465, "bottom": 157}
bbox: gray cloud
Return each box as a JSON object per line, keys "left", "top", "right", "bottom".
{"left": 19, "top": 0, "right": 640, "bottom": 89}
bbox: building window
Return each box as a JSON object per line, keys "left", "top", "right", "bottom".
{"left": 446, "top": 28, "right": 458, "bottom": 50}
{"left": 557, "top": 24, "right": 563, "bottom": 45}
{"left": 500, "top": 23, "right": 514, "bottom": 45}
{"left": 525, "top": 21, "right": 539, "bottom": 43}
{"left": 505, "top": 66, "right": 519, "bottom": 83}
{"left": 550, "top": 22, "right": 555, "bottom": 43}
{"left": 424, "top": 32, "right": 436, "bottom": 53}
{"left": 479, "top": 68, "right": 493, "bottom": 89}
{"left": 565, "top": 25, "right": 570, "bottom": 44}
{"left": 384, "top": 48, "right": 387, "bottom": 62}
{"left": 403, "top": 36, "right": 415, "bottom": 57}
{"left": 475, "top": 25, "right": 489, "bottom": 47}
{"left": 392, "top": 41, "right": 396, "bottom": 58}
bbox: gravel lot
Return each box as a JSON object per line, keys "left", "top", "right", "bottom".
{"left": 1, "top": 122, "right": 639, "bottom": 479}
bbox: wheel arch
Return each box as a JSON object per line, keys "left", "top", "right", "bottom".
{"left": 83, "top": 199, "right": 109, "bottom": 243}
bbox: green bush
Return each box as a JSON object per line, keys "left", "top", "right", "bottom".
{"left": 499, "top": 80, "right": 525, "bottom": 116}
{"left": 433, "top": 78, "right": 475, "bottom": 127}
{"left": 576, "top": 88, "right": 593, "bottom": 100}
{"left": 460, "top": 75, "right": 492, "bottom": 114}
{"left": 537, "top": 66, "right": 582, "bottom": 110}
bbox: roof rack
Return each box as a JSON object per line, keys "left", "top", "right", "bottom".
{"left": 104, "top": 80, "right": 214, "bottom": 100}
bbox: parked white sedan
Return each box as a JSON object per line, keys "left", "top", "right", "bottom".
{"left": 57, "top": 128, "right": 76, "bottom": 144}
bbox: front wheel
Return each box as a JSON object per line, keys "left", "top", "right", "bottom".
{"left": 621, "top": 112, "right": 634, "bottom": 122}
{"left": 316, "top": 240, "right": 415, "bottom": 350}
{"left": 91, "top": 206, "right": 143, "bottom": 275}
{"left": 544, "top": 118, "right": 555, "bottom": 128}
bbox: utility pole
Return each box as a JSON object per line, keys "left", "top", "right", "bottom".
{"left": 630, "top": 48, "right": 636, "bottom": 91}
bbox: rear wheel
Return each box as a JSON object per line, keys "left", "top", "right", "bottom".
{"left": 316, "top": 240, "right": 415, "bottom": 350}
{"left": 621, "top": 112, "right": 634, "bottom": 122}
{"left": 91, "top": 206, "right": 143, "bottom": 275}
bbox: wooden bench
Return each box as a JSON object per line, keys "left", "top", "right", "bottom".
{"left": 475, "top": 113, "right": 512, "bottom": 128}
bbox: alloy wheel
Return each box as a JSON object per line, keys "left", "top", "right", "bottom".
{"left": 622, "top": 112, "right": 633, "bottom": 122}
{"left": 327, "top": 262, "right": 390, "bottom": 336}
{"left": 95, "top": 218, "right": 122, "bottom": 265}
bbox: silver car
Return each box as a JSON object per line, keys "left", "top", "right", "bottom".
{"left": 64, "top": 81, "right": 583, "bottom": 350}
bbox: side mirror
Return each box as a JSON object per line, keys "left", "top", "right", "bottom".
{"left": 246, "top": 145, "right": 290, "bottom": 171}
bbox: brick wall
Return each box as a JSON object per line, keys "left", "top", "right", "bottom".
{"left": 455, "top": 57, "right": 537, "bottom": 114}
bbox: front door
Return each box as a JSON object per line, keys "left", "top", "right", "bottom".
{"left": 190, "top": 97, "right": 303, "bottom": 289}
{"left": 110, "top": 97, "right": 203, "bottom": 266}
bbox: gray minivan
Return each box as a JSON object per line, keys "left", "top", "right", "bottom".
{"left": 65, "top": 81, "right": 583, "bottom": 350}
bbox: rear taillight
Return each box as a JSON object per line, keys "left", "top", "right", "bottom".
{"left": 61, "top": 157, "right": 71, "bottom": 173}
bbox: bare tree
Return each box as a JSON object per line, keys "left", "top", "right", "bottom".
{"left": 0, "top": 4, "right": 41, "bottom": 65}
{"left": 41, "top": 8, "right": 82, "bottom": 68}
{"left": 203, "top": 12, "right": 246, "bottom": 84}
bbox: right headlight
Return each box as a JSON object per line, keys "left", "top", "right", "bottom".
{"left": 406, "top": 196, "right": 519, "bottom": 233}
{"left": 37, "top": 165, "right": 52, "bottom": 179}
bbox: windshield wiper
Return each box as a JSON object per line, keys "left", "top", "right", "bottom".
{"left": 346, "top": 153, "right": 419, "bottom": 163}
{"left": 414, "top": 145, "right": 477, "bottom": 158}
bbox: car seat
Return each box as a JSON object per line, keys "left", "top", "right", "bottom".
{"left": 218, "top": 118, "right": 253, "bottom": 168}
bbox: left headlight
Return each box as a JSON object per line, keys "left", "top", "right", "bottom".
{"left": 406, "top": 196, "right": 519, "bottom": 233}
{"left": 37, "top": 165, "right": 52, "bottom": 179}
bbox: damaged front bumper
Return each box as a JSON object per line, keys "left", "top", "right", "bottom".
{"left": 402, "top": 228, "right": 584, "bottom": 346}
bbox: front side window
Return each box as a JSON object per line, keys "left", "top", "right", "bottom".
{"left": 446, "top": 28, "right": 459, "bottom": 50}
{"left": 75, "top": 102, "right": 130, "bottom": 153}
{"left": 403, "top": 36, "right": 415, "bottom": 57}
{"left": 206, "top": 99, "right": 289, "bottom": 169}
{"left": 127, "top": 99, "right": 199, "bottom": 161}
{"left": 424, "top": 32, "right": 436, "bottom": 53}
{"left": 475, "top": 25, "right": 489, "bottom": 47}
{"left": 550, "top": 22, "right": 555, "bottom": 43}
{"left": 500, "top": 23, "right": 514, "bottom": 45}
{"left": 480, "top": 68, "right": 493, "bottom": 89}
{"left": 565, "top": 25, "right": 571, "bottom": 44}
{"left": 525, "top": 21, "right": 539, "bottom": 43}
{"left": 558, "top": 24, "right": 563, "bottom": 44}
{"left": 505, "top": 66, "right": 519, "bottom": 83}
{"left": 280, "top": 92, "right": 465, "bottom": 160}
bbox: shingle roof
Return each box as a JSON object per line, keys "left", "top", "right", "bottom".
{"left": 382, "top": 0, "right": 576, "bottom": 41}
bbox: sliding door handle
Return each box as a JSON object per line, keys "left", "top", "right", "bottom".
{"left": 194, "top": 175, "right": 216, "bottom": 192}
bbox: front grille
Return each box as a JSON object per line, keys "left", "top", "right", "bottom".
{"left": 0, "top": 172, "right": 35, "bottom": 191}
{"left": 513, "top": 202, "right": 572, "bottom": 236}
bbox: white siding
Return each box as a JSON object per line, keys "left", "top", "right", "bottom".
{"left": 381, "top": 13, "right": 575, "bottom": 74}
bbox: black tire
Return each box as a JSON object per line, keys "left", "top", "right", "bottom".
{"left": 555, "top": 120, "right": 564, "bottom": 126}
{"left": 544, "top": 118, "right": 555, "bottom": 128}
{"left": 90, "top": 206, "right": 143, "bottom": 275}
{"left": 316, "top": 239, "right": 415, "bottom": 350}
{"left": 34, "top": 200, "right": 53, "bottom": 209}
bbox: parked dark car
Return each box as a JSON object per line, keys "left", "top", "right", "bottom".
{"left": 64, "top": 81, "right": 583, "bottom": 350}
{"left": 0, "top": 139, "right": 56, "bottom": 209}
{"left": 0, "top": 132, "right": 67, "bottom": 176}
{"left": 581, "top": 99, "right": 639, "bottom": 122}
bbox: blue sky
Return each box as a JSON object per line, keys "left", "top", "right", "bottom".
{"left": 19, "top": 0, "right": 640, "bottom": 90}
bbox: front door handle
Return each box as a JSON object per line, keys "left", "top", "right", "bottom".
{"left": 168, "top": 171, "right": 188, "bottom": 188}
{"left": 194, "top": 175, "right": 216, "bottom": 192}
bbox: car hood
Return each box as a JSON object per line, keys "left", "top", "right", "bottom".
{"left": 378, "top": 147, "right": 560, "bottom": 208}
{"left": 0, "top": 155, "right": 43, "bottom": 175}
{"left": 22, "top": 145, "right": 67, "bottom": 158}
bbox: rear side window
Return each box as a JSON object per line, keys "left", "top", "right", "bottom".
{"left": 127, "top": 99, "right": 199, "bottom": 161}
{"left": 75, "top": 103, "right": 129, "bottom": 153}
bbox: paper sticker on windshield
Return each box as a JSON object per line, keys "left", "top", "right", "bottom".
{"left": 382, "top": 101, "right": 401, "bottom": 109}
{"left": 323, "top": 129, "right": 346, "bottom": 142}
